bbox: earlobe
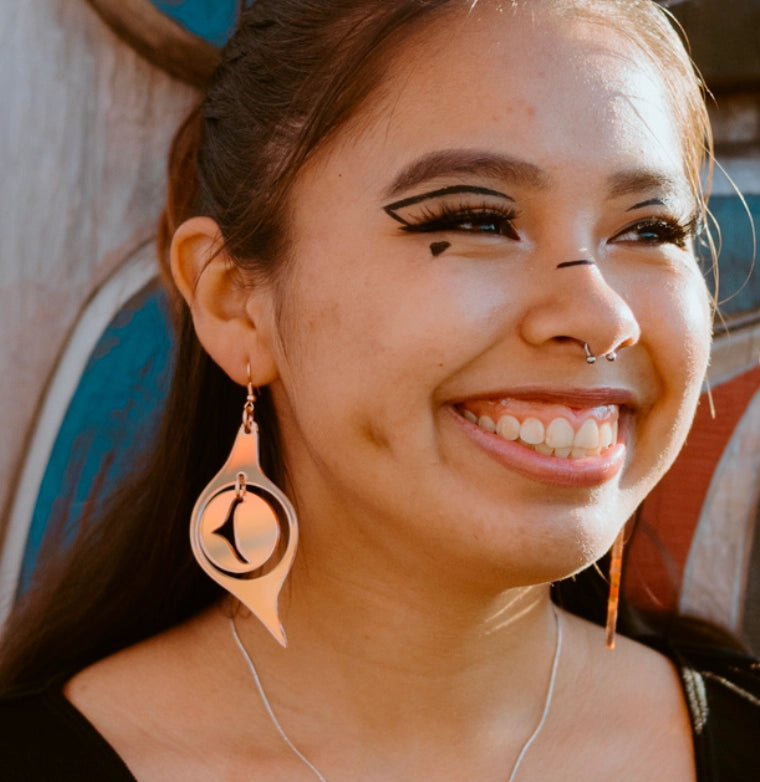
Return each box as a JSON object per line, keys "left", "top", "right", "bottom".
{"left": 170, "top": 216, "right": 279, "bottom": 387}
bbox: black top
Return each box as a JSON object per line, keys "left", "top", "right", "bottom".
{"left": 0, "top": 678, "right": 134, "bottom": 781}
{"left": 660, "top": 640, "right": 760, "bottom": 781}
{"left": 0, "top": 641, "right": 758, "bottom": 781}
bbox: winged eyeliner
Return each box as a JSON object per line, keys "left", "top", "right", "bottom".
{"left": 383, "top": 184, "right": 513, "bottom": 224}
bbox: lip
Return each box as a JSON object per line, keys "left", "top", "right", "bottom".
{"left": 446, "top": 387, "right": 634, "bottom": 488}
{"left": 453, "top": 385, "right": 639, "bottom": 409}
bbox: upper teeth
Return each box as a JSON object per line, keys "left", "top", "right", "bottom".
{"left": 462, "top": 409, "right": 618, "bottom": 459}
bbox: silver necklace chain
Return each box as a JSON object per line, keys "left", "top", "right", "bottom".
{"left": 231, "top": 617, "right": 329, "bottom": 782}
{"left": 231, "top": 606, "right": 562, "bottom": 782}
{"left": 506, "top": 606, "right": 562, "bottom": 782}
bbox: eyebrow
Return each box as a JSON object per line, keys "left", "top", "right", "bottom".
{"left": 606, "top": 170, "right": 687, "bottom": 204}
{"left": 384, "top": 150, "right": 689, "bottom": 207}
{"left": 384, "top": 150, "right": 549, "bottom": 198}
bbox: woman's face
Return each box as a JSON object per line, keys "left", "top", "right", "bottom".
{"left": 262, "top": 5, "right": 711, "bottom": 588}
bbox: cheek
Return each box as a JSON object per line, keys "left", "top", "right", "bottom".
{"left": 657, "top": 268, "right": 712, "bottom": 389}
{"left": 622, "top": 254, "right": 711, "bottom": 381}
{"left": 636, "top": 264, "right": 712, "bottom": 456}
{"left": 284, "top": 247, "right": 520, "bottom": 385}
{"left": 373, "top": 265, "right": 518, "bottom": 377}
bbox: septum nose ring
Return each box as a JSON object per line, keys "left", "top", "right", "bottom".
{"left": 584, "top": 343, "right": 617, "bottom": 364}
{"left": 556, "top": 262, "right": 617, "bottom": 363}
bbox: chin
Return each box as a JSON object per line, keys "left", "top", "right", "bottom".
{"left": 437, "top": 503, "right": 625, "bottom": 591}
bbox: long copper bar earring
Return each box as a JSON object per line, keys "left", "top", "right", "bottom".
{"left": 605, "top": 526, "right": 626, "bottom": 650}
{"left": 189, "top": 366, "right": 298, "bottom": 646}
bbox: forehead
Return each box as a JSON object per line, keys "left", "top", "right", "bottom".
{"left": 312, "top": 3, "right": 687, "bottom": 200}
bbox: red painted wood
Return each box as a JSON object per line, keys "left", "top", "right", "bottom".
{"left": 625, "top": 364, "right": 760, "bottom": 614}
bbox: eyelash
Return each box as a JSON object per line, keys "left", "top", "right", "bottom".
{"left": 613, "top": 215, "right": 700, "bottom": 249}
{"left": 389, "top": 199, "right": 699, "bottom": 250}
{"left": 396, "top": 202, "right": 520, "bottom": 239}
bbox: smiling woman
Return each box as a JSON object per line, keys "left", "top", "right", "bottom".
{"left": 1, "top": 1, "right": 758, "bottom": 780}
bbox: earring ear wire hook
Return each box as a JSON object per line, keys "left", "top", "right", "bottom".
{"left": 243, "top": 363, "right": 256, "bottom": 432}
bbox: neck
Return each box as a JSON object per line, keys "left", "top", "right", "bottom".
{"left": 226, "top": 567, "right": 564, "bottom": 782}
{"left": 234, "top": 556, "right": 560, "bottom": 739}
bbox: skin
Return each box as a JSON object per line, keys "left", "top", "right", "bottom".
{"left": 66, "top": 4, "right": 710, "bottom": 780}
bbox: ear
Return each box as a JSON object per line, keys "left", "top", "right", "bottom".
{"left": 170, "top": 216, "right": 279, "bottom": 387}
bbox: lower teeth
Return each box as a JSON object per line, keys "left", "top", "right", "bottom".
{"left": 521, "top": 441, "right": 611, "bottom": 459}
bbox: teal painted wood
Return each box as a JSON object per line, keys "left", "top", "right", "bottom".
{"left": 709, "top": 194, "right": 760, "bottom": 317}
{"left": 151, "top": 0, "right": 253, "bottom": 47}
{"left": 18, "top": 284, "right": 176, "bottom": 596}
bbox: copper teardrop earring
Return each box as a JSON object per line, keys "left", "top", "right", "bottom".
{"left": 605, "top": 526, "right": 626, "bottom": 650}
{"left": 189, "top": 365, "right": 298, "bottom": 646}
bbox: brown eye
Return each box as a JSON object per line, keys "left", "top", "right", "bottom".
{"left": 612, "top": 217, "right": 694, "bottom": 249}
{"left": 383, "top": 185, "right": 519, "bottom": 241}
{"left": 412, "top": 208, "right": 520, "bottom": 240}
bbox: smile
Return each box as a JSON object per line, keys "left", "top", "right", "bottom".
{"left": 451, "top": 394, "right": 631, "bottom": 488}
{"left": 458, "top": 400, "right": 619, "bottom": 459}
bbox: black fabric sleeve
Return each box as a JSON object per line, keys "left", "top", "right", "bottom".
{"left": 0, "top": 683, "right": 135, "bottom": 781}
{"left": 657, "top": 639, "right": 760, "bottom": 782}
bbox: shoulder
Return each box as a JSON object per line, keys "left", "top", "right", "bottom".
{"left": 0, "top": 681, "right": 135, "bottom": 781}
{"left": 662, "top": 637, "right": 760, "bottom": 728}
{"left": 647, "top": 634, "right": 760, "bottom": 780}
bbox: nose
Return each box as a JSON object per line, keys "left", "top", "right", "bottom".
{"left": 519, "top": 263, "right": 641, "bottom": 361}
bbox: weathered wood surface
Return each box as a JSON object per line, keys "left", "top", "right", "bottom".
{"left": 0, "top": 0, "right": 196, "bottom": 547}
{"left": 0, "top": 246, "right": 160, "bottom": 621}
{"left": 680, "top": 385, "right": 760, "bottom": 631}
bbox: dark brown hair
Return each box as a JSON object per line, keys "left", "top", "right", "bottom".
{"left": 0, "top": 0, "right": 713, "bottom": 691}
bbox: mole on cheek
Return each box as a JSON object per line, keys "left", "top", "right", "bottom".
{"left": 430, "top": 241, "right": 451, "bottom": 257}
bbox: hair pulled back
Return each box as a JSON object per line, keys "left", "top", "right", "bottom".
{"left": 159, "top": 0, "right": 464, "bottom": 274}
{"left": 1, "top": 0, "right": 711, "bottom": 692}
